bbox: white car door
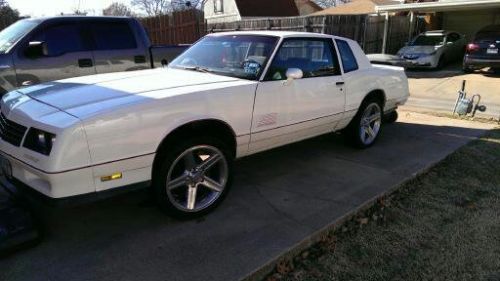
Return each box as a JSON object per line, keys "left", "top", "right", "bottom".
{"left": 249, "top": 38, "right": 345, "bottom": 153}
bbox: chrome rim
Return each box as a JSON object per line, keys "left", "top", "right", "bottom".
{"left": 359, "top": 103, "right": 382, "bottom": 145}
{"left": 166, "top": 145, "right": 228, "bottom": 212}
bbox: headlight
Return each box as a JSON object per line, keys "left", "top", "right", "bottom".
{"left": 23, "top": 128, "right": 56, "bottom": 156}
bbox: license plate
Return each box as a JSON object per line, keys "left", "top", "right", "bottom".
{"left": 487, "top": 48, "right": 498, "bottom": 54}
{"left": 0, "top": 155, "right": 12, "bottom": 179}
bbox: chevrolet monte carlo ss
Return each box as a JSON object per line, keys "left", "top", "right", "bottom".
{"left": 0, "top": 31, "right": 409, "bottom": 218}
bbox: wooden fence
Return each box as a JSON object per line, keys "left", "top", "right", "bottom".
{"left": 139, "top": 10, "right": 205, "bottom": 45}
{"left": 207, "top": 14, "right": 419, "bottom": 54}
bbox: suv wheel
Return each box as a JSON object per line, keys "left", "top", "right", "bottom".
{"left": 153, "top": 136, "right": 233, "bottom": 219}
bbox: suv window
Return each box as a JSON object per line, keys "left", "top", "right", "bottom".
{"left": 30, "top": 23, "right": 86, "bottom": 56}
{"left": 90, "top": 21, "right": 137, "bottom": 50}
{"left": 336, "top": 39, "right": 358, "bottom": 73}
{"left": 265, "top": 38, "right": 339, "bottom": 81}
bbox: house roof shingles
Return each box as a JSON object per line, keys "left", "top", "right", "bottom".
{"left": 235, "top": 0, "right": 300, "bottom": 17}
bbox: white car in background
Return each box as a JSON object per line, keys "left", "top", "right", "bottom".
{"left": 397, "top": 30, "right": 466, "bottom": 69}
{"left": 0, "top": 31, "right": 409, "bottom": 218}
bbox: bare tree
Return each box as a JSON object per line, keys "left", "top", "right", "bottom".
{"left": 131, "top": 0, "right": 172, "bottom": 16}
{"left": 313, "top": 0, "right": 351, "bottom": 8}
{"left": 170, "top": 0, "right": 202, "bottom": 10}
{"left": 0, "top": 0, "right": 20, "bottom": 27}
{"left": 103, "top": 2, "right": 134, "bottom": 16}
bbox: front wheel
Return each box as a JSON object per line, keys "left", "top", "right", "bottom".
{"left": 436, "top": 55, "right": 445, "bottom": 70}
{"left": 153, "top": 137, "right": 233, "bottom": 219}
{"left": 347, "top": 99, "right": 383, "bottom": 148}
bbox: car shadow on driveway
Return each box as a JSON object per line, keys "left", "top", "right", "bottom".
{"left": 0, "top": 119, "right": 494, "bottom": 281}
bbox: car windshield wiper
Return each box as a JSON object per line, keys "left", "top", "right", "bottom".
{"left": 177, "top": 66, "right": 213, "bottom": 74}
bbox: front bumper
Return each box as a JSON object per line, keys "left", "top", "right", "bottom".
{"left": 0, "top": 173, "right": 150, "bottom": 207}
{"left": 0, "top": 150, "right": 95, "bottom": 199}
{"left": 400, "top": 55, "right": 437, "bottom": 68}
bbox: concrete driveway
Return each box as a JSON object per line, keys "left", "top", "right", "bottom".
{"left": 0, "top": 112, "right": 496, "bottom": 281}
{"left": 403, "top": 64, "right": 500, "bottom": 120}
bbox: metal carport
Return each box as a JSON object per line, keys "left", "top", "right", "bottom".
{"left": 376, "top": 0, "right": 500, "bottom": 53}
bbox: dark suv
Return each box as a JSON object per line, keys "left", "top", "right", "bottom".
{"left": 463, "top": 24, "right": 500, "bottom": 73}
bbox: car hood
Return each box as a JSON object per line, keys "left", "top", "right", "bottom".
{"left": 15, "top": 68, "right": 242, "bottom": 119}
{"left": 398, "top": 45, "right": 439, "bottom": 55}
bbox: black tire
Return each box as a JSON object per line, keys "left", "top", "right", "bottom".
{"left": 383, "top": 110, "right": 398, "bottom": 124}
{"left": 463, "top": 59, "right": 473, "bottom": 73}
{"left": 346, "top": 97, "right": 384, "bottom": 149}
{"left": 436, "top": 55, "right": 445, "bottom": 70}
{"left": 152, "top": 136, "right": 233, "bottom": 219}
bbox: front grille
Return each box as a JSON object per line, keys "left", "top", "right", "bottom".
{"left": 0, "top": 113, "right": 27, "bottom": 146}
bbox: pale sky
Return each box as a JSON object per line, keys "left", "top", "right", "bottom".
{"left": 8, "top": 0, "right": 134, "bottom": 17}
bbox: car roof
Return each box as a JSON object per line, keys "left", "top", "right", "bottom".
{"left": 207, "top": 30, "right": 339, "bottom": 39}
{"left": 33, "top": 16, "right": 133, "bottom": 23}
{"left": 422, "top": 30, "right": 457, "bottom": 36}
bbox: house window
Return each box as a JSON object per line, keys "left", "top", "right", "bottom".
{"left": 214, "top": 0, "right": 223, "bottom": 13}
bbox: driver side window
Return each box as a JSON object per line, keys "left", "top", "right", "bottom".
{"left": 265, "top": 38, "right": 339, "bottom": 81}
{"left": 29, "top": 23, "right": 86, "bottom": 57}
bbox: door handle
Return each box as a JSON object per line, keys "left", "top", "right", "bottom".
{"left": 78, "top": 58, "right": 93, "bottom": 68}
{"left": 336, "top": 82, "right": 345, "bottom": 86}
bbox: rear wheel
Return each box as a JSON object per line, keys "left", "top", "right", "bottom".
{"left": 153, "top": 136, "right": 233, "bottom": 219}
{"left": 347, "top": 98, "right": 383, "bottom": 148}
{"left": 463, "top": 59, "right": 473, "bottom": 73}
{"left": 383, "top": 110, "right": 398, "bottom": 124}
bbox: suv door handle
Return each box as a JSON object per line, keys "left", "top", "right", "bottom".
{"left": 336, "top": 82, "right": 345, "bottom": 86}
{"left": 78, "top": 58, "right": 93, "bottom": 68}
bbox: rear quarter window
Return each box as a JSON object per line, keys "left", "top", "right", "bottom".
{"left": 336, "top": 39, "right": 359, "bottom": 73}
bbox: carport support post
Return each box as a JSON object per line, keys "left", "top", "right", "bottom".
{"left": 408, "top": 11, "right": 415, "bottom": 42}
{"left": 381, "top": 12, "right": 389, "bottom": 54}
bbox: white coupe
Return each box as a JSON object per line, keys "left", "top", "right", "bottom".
{"left": 0, "top": 31, "right": 409, "bottom": 218}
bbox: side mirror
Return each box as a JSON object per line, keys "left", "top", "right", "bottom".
{"left": 286, "top": 68, "right": 303, "bottom": 81}
{"left": 25, "top": 41, "right": 48, "bottom": 58}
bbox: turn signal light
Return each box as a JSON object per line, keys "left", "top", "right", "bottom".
{"left": 101, "top": 173, "right": 123, "bottom": 182}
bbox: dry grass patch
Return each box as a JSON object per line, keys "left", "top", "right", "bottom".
{"left": 266, "top": 129, "right": 500, "bottom": 281}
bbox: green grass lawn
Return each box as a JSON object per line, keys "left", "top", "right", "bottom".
{"left": 267, "top": 129, "right": 500, "bottom": 281}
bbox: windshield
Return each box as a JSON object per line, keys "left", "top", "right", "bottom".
{"left": 0, "top": 20, "right": 39, "bottom": 54}
{"left": 411, "top": 35, "right": 445, "bottom": 46}
{"left": 169, "top": 35, "right": 279, "bottom": 80}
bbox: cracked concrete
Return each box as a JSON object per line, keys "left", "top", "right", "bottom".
{"left": 0, "top": 111, "right": 496, "bottom": 281}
